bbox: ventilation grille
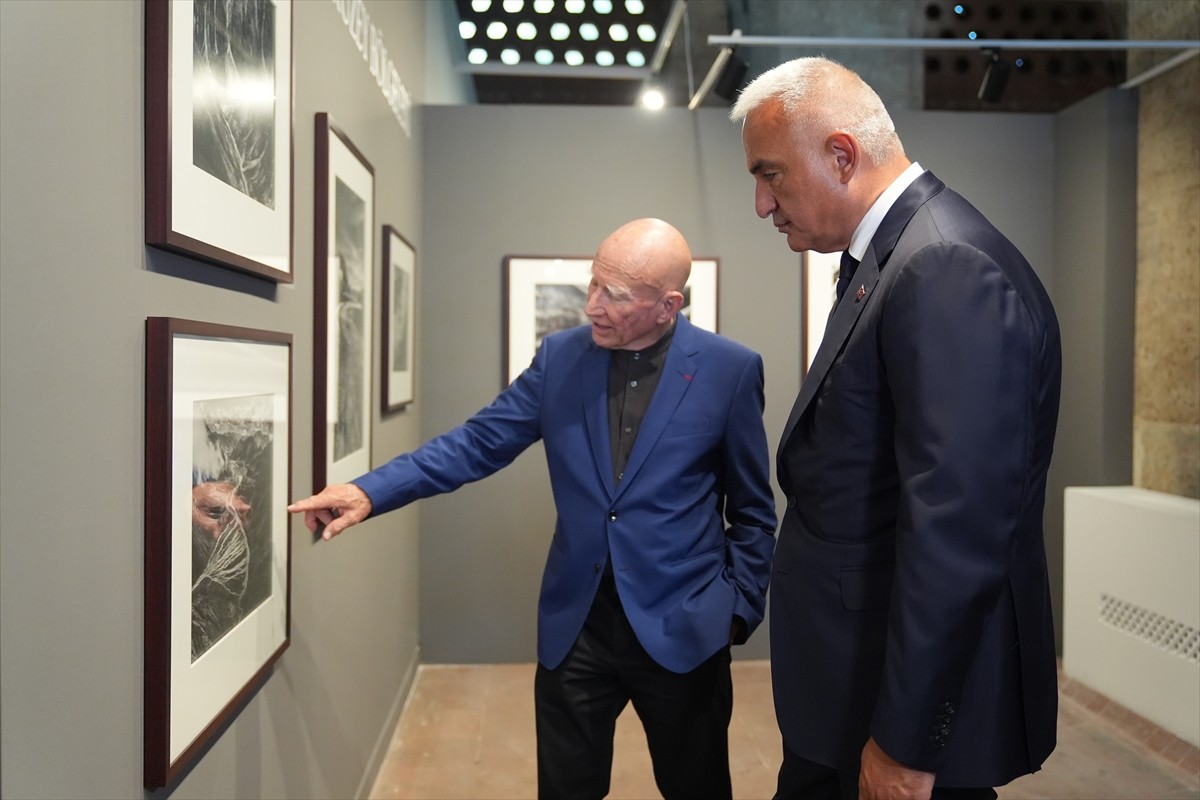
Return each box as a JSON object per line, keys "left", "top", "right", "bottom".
{"left": 1099, "top": 593, "right": 1200, "bottom": 664}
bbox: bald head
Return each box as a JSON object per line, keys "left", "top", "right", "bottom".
{"left": 595, "top": 217, "right": 692, "bottom": 293}
{"left": 585, "top": 218, "right": 692, "bottom": 350}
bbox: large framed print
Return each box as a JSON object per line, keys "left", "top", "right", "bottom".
{"left": 314, "top": 113, "right": 374, "bottom": 491}
{"left": 503, "top": 256, "right": 718, "bottom": 386}
{"left": 145, "top": 0, "right": 294, "bottom": 283}
{"left": 143, "top": 317, "right": 292, "bottom": 789}
{"left": 802, "top": 250, "right": 841, "bottom": 377}
{"left": 382, "top": 225, "right": 416, "bottom": 412}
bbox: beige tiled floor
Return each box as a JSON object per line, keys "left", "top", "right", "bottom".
{"left": 370, "top": 661, "right": 1200, "bottom": 800}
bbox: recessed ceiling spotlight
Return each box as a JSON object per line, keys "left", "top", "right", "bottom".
{"left": 625, "top": 0, "right": 644, "bottom": 13}
{"left": 459, "top": 20, "right": 478, "bottom": 39}
{"left": 564, "top": 0, "right": 585, "bottom": 13}
{"left": 468, "top": 48, "right": 488, "bottom": 64}
{"left": 501, "top": 48, "right": 521, "bottom": 65}
{"left": 550, "top": 21, "right": 570, "bottom": 40}
{"left": 580, "top": 22, "right": 599, "bottom": 41}
{"left": 517, "top": 21, "right": 537, "bottom": 40}
{"left": 565, "top": 50, "right": 585, "bottom": 66}
{"left": 641, "top": 87, "right": 665, "bottom": 110}
{"left": 608, "top": 23, "right": 628, "bottom": 42}
{"left": 486, "top": 21, "right": 508, "bottom": 39}
{"left": 625, "top": 49, "right": 645, "bottom": 68}
{"left": 595, "top": 49, "right": 615, "bottom": 66}
{"left": 636, "top": 23, "right": 656, "bottom": 42}
{"left": 593, "top": 0, "right": 613, "bottom": 13}
{"left": 535, "top": 48, "right": 554, "bottom": 64}
{"left": 471, "top": 0, "right": 492, "bottom": 12}
{"left": 533, "top": 0, "right": 554, "bottom": 12}
{"left": 502, "top": 0, "right": 524, "bottom": 12}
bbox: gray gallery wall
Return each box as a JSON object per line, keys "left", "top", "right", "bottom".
{"left": 0, "top": 1, "right": 443, "bottom": 797}
{"left": 0, "top": 0, "right": 1136, "bottom": 797}
{"left": 414, "top": 102, "right": 1068, "bottom": 664}
{"left": 413, "top": 93, "right": 1135, "bottom": 664}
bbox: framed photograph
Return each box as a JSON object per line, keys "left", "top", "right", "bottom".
{"left": 314, "top": 113, "right": 374, "bottom": 492}
{"left": 145, "top": 0, "right": 294, "bottom": 283}
{"left": 503, "top": 256, "right": 718, "bottom": 386}
{"left": 382, "top": 226, "right": 416, "bottom": 412}
{"left": 802, "top": 250, "right": 842, "bottom": 377}
{"left": 143, "top": 317, "right": 292, "bottom": 789}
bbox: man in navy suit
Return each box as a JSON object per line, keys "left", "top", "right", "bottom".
{"left": 288, "top": 217, "right": 777, "bottom": 799}
{"left": 730, "top": 58, "right": 1061, "bottom": 800}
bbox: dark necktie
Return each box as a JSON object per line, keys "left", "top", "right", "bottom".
{"left": 835, "top": 251, "right": 860, "bottom": 302}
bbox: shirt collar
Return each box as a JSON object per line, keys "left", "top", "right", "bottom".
{"left": 846, "top": 162, "right": 924, "bottom": 262}
{"left": 615, "top": 323, "right": 674, "bottom": 360}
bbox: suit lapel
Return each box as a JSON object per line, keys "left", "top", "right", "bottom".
{"left": 778, "top": 251, "right": 880, "bottom": 451}
{"left": 613, "top": 316, "right": 698, "bottom": 500}
{"left": 778, "top": 171, "right": 946, "bottom": 456}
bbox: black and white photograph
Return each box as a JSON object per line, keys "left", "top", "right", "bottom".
{"left": 334, "top": 177, "right": 367, "bottom": 460}
{"left": 382, "top": 225, "right": 416, "bottom": 411}
{"left": 145, "top": 0, "right": 293, "bottom": 282}
{"left": 313, "top": 113, "right": 374, "bottom": 491}
{"left": 143, "top": 317, "right": 291, "bottom": 790}
{"left": 503, "top": 256, "right": 719, "bottom": 386}
{"left": 191, "top": 0, "right": 276, "bottom": 209}
{"left": 190, "top": 393, "right": 275, "bottom": 661}
{"left": 801, "top": 250, "right": 842, "bottom": 377}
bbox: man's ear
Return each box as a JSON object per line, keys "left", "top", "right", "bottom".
{"left": 660, "top": 290, "right": 685, "bottom": 320}
{"left": 828, "top": 131, "right": 859, "bottom": 185}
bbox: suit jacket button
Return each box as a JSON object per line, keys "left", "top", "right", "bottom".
{"left": 594, "top": 563, "right": 602, "bottom": 572}
{"left": 786, "top": 495, "right": 797, "bottom": 509}
{"left": 608, "top": 510, "right": 618, "bottom": 521}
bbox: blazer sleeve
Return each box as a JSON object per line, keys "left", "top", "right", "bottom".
{"left": 869, "top": 241, "right": 1045, "bottom": 770}
{"left": 353, "top": 340, "right": 547, "bottom": 515}
{"left": 719, "top": 352, "right": 778, "bottom": 641}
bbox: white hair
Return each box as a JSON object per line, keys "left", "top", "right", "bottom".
{"left": 730, "top": 57, "right": 903, "bottom": 166}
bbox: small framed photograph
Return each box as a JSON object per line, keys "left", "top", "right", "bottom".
{"left": 802, "top": 250, "right": 841, "bottom": 376}
{"left": 382, "top": 225, "right": 416, "bottom": 412}
{"left": 503, "top": 256, "right": 718, "bottom": 385}
{"left": 143, "top": 317, "right": 292, "bottom": 789}
{"left": 313, "top": 112, "right": 374, "bottom": 491}
{"left": 144, "top": 0, "right": 294, "bottom": 282}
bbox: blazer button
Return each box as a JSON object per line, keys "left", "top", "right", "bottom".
{"left": 786, "top": 495, "right": 797, "bottom": 509}
{"left": 608, "top": 510, "right": 618, "bottom": 521}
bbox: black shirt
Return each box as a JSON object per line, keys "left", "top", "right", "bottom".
{"left": 607, "top": 324, "right": 674, "bottom": 484}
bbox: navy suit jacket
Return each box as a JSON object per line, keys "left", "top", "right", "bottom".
{"left": 772, "top": 172, "right": 1061, "bottom": 785}
{"left": 355, "top": 314, "right": 777, "bottom": 673}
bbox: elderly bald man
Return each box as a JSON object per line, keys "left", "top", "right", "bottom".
{"left": 289, "top": 218, "right": 777, "bottom": 800}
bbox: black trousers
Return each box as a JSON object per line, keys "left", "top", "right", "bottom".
{"left": 775, "top": 742, "right": 997, "bottom": 800}
{"left": 535, "top": 571, "right": 734, "bottom": 800}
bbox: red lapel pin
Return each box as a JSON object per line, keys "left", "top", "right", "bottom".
{"left": 855, "top": 285, "right": 866, "bottom": 302}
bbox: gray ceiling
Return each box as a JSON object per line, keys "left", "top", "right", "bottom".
{"left": 454, "top": 0, "right": 1134, "bottom": 113}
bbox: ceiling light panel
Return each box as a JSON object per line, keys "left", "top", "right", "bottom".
{"left": 454, "top": 0, "right": 669, "bottom": 70}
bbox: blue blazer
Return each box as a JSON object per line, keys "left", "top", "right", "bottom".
{"left": 355, "top": 314, "right": 777, "bottom": 673}
{"left": 772, "top": 172, "right": 1061, "bottom": 785}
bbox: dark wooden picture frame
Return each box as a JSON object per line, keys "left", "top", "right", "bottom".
{"left": 382, "top": 225, "right": 416, "bottom": 412}
{"left": 502, "top": 256, "right": 719, "bottom": 385}
{"left": 313, "top": 112, "right": 375, "bottom": 492}
{"left": 144, "top": 0, "right": 295, "bottom": 282}
{"left": 143, "top": 317, "right": 292, "bottom": 789}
